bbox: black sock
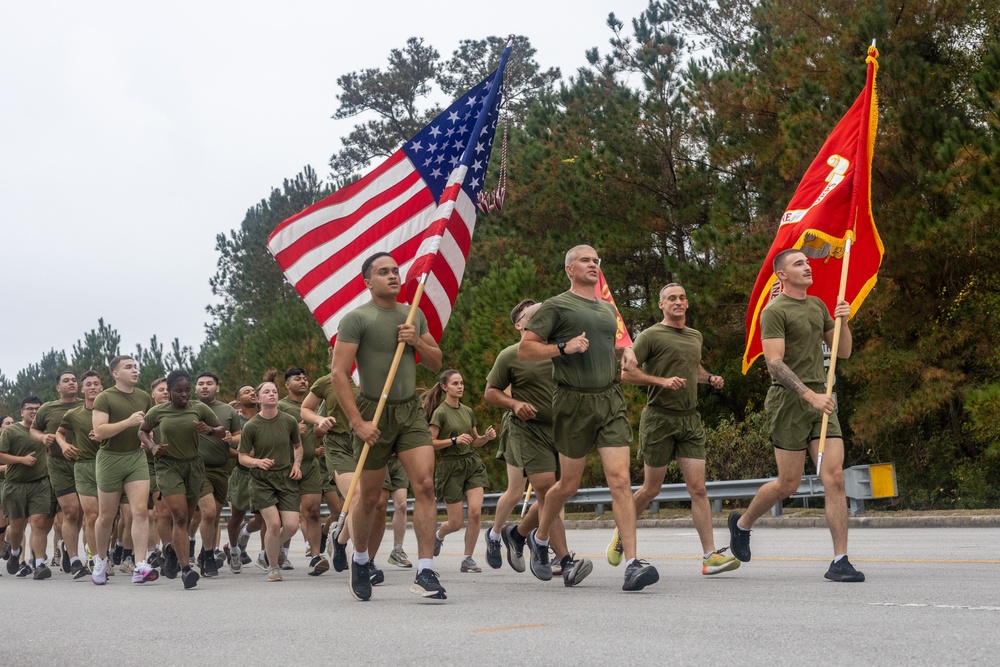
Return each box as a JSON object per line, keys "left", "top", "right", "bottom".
{"left": 182, "top": 565, "right": 191, "bottom": 573}
{"left": 512, "top": 528, "right": 526, "bottom": 545}
{"left": 123, "top": 549, "right": 134, "bottom": 559}
{"left": 561, "top": 554, "right": 573, "bottom": 568}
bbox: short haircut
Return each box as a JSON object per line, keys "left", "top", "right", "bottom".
{"left": 166, "top": 370, "right": 191, "bottom": 391}
{"left": 81, "top": 370, "right": 101, "bottom": 382}
{"left": 773, "top": 248, "right": 805, "bottom": 275}
{"left": 362, "top": 252, "right": 394, "bottom": 279}
{"left": 196, "top": 371, "right": 220, "bottom": 385}
{"left": 564, "top": 244, "right": 593, "bottom": 266}
{"left": 109, "top": 355, "right": 134, "bottom": 373}
{"left": 235, "top": 384, "right": 254, "bottom": 397}
{"left": 56, "top": 370, "right": 76, "bottom": 383}
{"left": 21, "top": 396, "right": 42, "bottom": 409}
{"left": 284, "top": 367, "right": 306, "bottom": 381}
{"left": 658, "top": 283, "right": 683, "bottom": 300}
{"left": 510, "top": 299, "right": 537, "bottom": 325}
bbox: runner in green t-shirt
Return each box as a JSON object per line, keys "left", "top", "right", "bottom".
{"left": 618, "top": 283, "right": 739, "bottom": 577}
{"left": 728, "top": 248, "right": 864, "bottom": 583}
{"left": 424, "top": 370, "right": 495, "bottom": 574}
{"left": 237, "top": 378, "right": 303, "bottom": 583}
{"left": 30, "top": 370, "right": 83, "bottom": 574}
{"left": 225, "top": 383, "right": 261, "bottom": 573}
{"left": 140, "top": 370, "right": 222, "bottom": 589}
{"left": 331, "top": 252, "right": 445, "bottom": 601}
{"left": 520, "top": 244, "right": 658, "bottom": 592}
{"left": 90, "top": 355, "right": 158, "bottom": 586}
{"left": 55, "top": 370, "right": 104, "bottom": 579}
{"left": 0, "top": 396, "right": 55, "bottom": 579}
{"left": 484, "top": 299, "right": 593, "bottom": 586}
{"left": 0, "top": 414, "right": 12, "bottom": 564}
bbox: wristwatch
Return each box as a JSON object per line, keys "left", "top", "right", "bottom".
{"left": 451, "top": 436, "right": 457, "bottom": 446}
{"left": 557, "top": 341, "right": 567, "bottom": 355}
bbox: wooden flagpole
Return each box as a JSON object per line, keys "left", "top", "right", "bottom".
{"left": 520, "top": 483, "right": 533, "bottom": 518}
{"left": 815, "top": 237, "right": 852, "bottom": 474}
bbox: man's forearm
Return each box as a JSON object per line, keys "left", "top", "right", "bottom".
{"left": 766, "top": 358, "right": 809, "bottom": 396}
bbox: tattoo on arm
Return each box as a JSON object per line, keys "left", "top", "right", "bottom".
{"left": 766, "top": 359, "right": 809, "bottom": 396}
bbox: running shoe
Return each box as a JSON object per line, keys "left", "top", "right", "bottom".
{"left": 33, "top": 563, "right": 52, "bottom": 580}
{"left": 256, "top": 552, "right": 269, "bottom": 571}
{"left": 527, "top": 528, "right": 552, "bottom": 581}
{"left": 500, "top": 524, "right": 526, "bottom": 573}
{"left": 332, "top": 540, "right": 348, "bottom": 572}
{"left": 433, "top": 533, "right": 444, "bottom": 557}
{"left": 181, "top": 565, "right": 200, "bottom": 589}
{"left": 113, "top": 543, "right": 123, "bottom": 566}
{"left": 460, "top": 556, "right": 482, "bottom": 573}
{"left": 236, "top": 524, "right": 251, "bottom": 553}
{"left": 228, "top": 549, "right": 243, "bottom": 574}
{"left": 1, "top": 539, "right": 10, "bottom": 561}
{"left": 53, "top": 541, "right": 63, "bottom": 569}
{"left": 410, "top": 569, "right": 447, "bottom": 600}
{"left": 240, "top": 551, "right": 252, "bottom": 566}
{"left": 824, "top": 557, "right": 865, "bottom": 582}
{"left": 369, "top": 565, "right": 385, "bottom": 585}
{"left": 606, "top": 526, "right": 624, "bottom": 566}
{"left": 622, "top": 558, "right": 659, "bottom": 592}
{"left": 149, "top": 549, "right": 164, "bottom": 569}
{"left": 213, "top": 548, "right": 225, "bottom": 570}
{"left": 71, "top": 561, "right": 91, "bottom": 580}
{"left": 266, "top": 566, "right": 282, "bottom": 582}
{"left": 562, "top": 556, "right": 594, "bottom": 588}
{"left": 132, "top": 562, "right": 159, "bottom": 584}
{"left": 6, "top": 551, "right": 19, "bottom": 575}
{"left": 279, "top": 553, "right": 294, "bottom": 571}
{"left": 162, "top": 545, "right": 181, "bottom": 580}
{"left": 727, "top": 512, "right": 752, "bottom": 562}
{"left": 91, "top": 558, "right": 108, "bottom": 585}
{"left": 119, "top": 556, "right": 136, "bottom": 575}
{"left": 319, "top": 532, "right": 328, "bottom": 556}
{"left": 484, "top": 529, "right": 502, "bottom": 569}
{"left": 203, "top": 551, "right": 220, "bottom": 578}
{"left": 60, "top": 541, "right": 71, "bottom": 574}
{"left": 387, "top": 548, "right": 412, "bottom": 568}
{"left": 550, "top": 548, "right": 563, "bottom": 576}
{"left": 16, "top": 562, "right": 32, "bottom": 577}
{"left": 308, "top": 555, "right": 330, "bottom": 576}
{"left": 350, "top": 560, "right": 372, "bottom": 601}
{"left": 702, "top": 548, "right": 741, "bottom": 576}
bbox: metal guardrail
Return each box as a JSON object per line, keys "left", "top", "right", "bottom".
{"left": 219, "top": 465, "right": 892, "bottom": 520}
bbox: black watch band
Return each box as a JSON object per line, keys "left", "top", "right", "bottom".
{"left": 557, "top": 341, "right": 567, "bottom": 356}
{"left": 451, "top": 436, "right": 457, "bottom": 446}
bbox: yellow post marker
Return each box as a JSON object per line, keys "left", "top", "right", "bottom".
{"left": 869, "top": 463, "right": 897, "bottom": 498}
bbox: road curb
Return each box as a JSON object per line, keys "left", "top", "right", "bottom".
{"left": 563, "top": 514, "right": 1000, "bottom": 530}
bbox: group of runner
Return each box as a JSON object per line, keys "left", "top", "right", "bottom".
{"left": 0, "top": 243, "right": 865, "bottom": 601}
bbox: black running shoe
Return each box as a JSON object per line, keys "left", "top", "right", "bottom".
{"left": 433, "top": 533, "right": 443, "bottom": 557}
{"left": 113, "top": 543, "right": 124, "bottom": 566}
{"left": 484, "top": 528, "right": 502, "bottom": 570}
{"left": 728, "top": 512, "right": 752, "bottom": 562}
{"left": 240, "top": 551, "right": 252, "bottom": 566}
{"left": 6, "top": 552, "right": 19, "bottom": 575}
{"left": 527, "top": 528, "right": 552, "bottom": 581}
{"left": 16, "top": 562, "right": 32, "bottom": 577}
{"left": 71, "top": 561, "right": 91, "bottom": 580}
{"left": 332, "top": 539, "right": 348, "bottom": 572}
{"left": 181, "top": 565, "right": 200, "bottom": 589}
{"left": 369, "top": 565, "right": 384, "bottom": 586}
{"left": 61, "top": 544, "right": 71, "bottom": 574}
{"left": 1, "top": 539, "right": 9, "bottom": 561}
{"left": 197, "top": 549, "right": 208, "bottom": 577}
{"left": 500, "top": 524, "right": 526, "bottom": 573}
{"left": 410, "top": 569, "right": 447, "bottom": 600}
{"left": 163, "top": 544, "right": 181, "bottom": 579}
{"left": 319, "top": 532, "right": 328, "bottom": 556}
{"left": 189, "top": 539, "right": 196, "bottom": 559}
{"left": 562, "top": 556, "right": 594, "bottom": 588}
{"left": 204, "top": 551, "right": 219, "bottom": 578}
{"left": 350, "top": 560, "right": 372, "bottom": 601}
{"left": 824, "top": 557, "right": 865, "bottom": 582}
{"left": 33, "top": 563, "right": 52, "bottom": 580}
{"left": 622, "top": 558, "right": 659, "bottom": 591}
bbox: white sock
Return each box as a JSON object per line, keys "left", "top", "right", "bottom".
{"left": 241, "top": 526, "right": 251, "bottom": 538}
{"left": 353, "top": 550, "right": 369, "bottom": 565}
{"left": 488, "top": 528, "right": 501, "bottom": 542}
{"left": 282, "top": 547, "right": 289, "bottom": 557}
{"left": 834, "top": 554, "right": 846, "bottom": 562}
{"left": 417, "top": 558, "right": 433, "bottom": 573}
{"left": 231, "top": 546, "right": 241, "bottom": 556}
{"left": 534, "top": 533, "right": 549, "bottom": 548}
{"left": 704, "top": 553, "right": 713, "bottom": 559}
{"left": 394, "top": 543, "right": 403, "bottom": 551}
{"left": 625, "top": 558, "right": 637, "bottom": 567}
{"left": 11, "top": 547, "right": 21, "bottom": 557}
{"left": 435, "top": 529, "right": 443, "bottom": 540}
{"left": 36, "top": 557, "right": 46, "bottom": 567}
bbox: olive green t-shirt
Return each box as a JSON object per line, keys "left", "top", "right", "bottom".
{"left": 486, "top": 344, "right": 555, "bottom": 424}
{"left": 632, "top": 324, "right": 703, "bottom": 412}
{"left": 0, "top": 423, "right": 48, "bottom": 483}
{"left": 34, "top": 398, "right": 83, "bottom": 458}
{"left": 238, "top": 412, "right": 300, "bottom": 472}
{"left": 198, "top": 400, "right": 241, "bottom": 468}
{"left": 93, "top": 386, "right": 154, "bottom": 453}
{"left": 338, "top": 301, "right": 429, "bottom": 401}
{"left": 430, "top": 402, "right": 477, "bottom": 460}
{"left": 278, "top": 396, "right": 317, "bottom": 463}
{"left": 60, "top": 405, "right": 101, "bottom": 461}
{"left": 144, "top": 401, "right": 219, "bottom": 461}
{"left": 308, "top": 374, "right": 351, "bottom": 435}
{"left": 760, "top": 293, "right": 834, "bottom": 386}
{"left": 527, "top": 291, "right": 620, "bottom": 390}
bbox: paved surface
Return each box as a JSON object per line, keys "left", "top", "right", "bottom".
{"left": 2, "top": 525, "right": 997, "bottom": 665}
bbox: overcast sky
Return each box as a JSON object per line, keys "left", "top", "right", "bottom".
{"left": 0, "top": 0, "right": 650, "bottom": 377}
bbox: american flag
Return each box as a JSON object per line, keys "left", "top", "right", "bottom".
{"left": 267, "top": 43, "right": 512, "bottom": 343}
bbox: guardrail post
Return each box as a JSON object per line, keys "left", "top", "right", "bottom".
{"left": 771, "top": 502, "right": 783, "bottom": 517}
{"left": 649, "top": 501, "right": 660, "bottom": 513}
{"left": 711, "top": 500, "right": 722, "bottom": 513}
{"left": 595, "top": 503, "right": 605, "bottom": 516}
{"left": 849, "top": 497, "right": 865, "bottom": 516}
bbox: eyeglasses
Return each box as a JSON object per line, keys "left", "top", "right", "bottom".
{"left": 576, "top": 256, "right": 601, "bottom": 266}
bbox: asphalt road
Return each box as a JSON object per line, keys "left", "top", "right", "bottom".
{"left": 2, "top": 525, "right": 997, "bottom": 666}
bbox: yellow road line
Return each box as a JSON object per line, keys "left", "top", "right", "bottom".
{"left": 472, "top": 624, "right": 547, "bottom": 634}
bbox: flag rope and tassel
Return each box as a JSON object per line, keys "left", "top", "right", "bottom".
{"left": 477, "top": 67, "right": 510, "bottom": 213}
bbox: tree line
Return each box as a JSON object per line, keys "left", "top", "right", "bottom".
{"left": 3, "top": 1, "right": 998, "bottom": 508}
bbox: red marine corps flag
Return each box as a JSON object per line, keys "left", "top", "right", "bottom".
{"left": 267, "top": 39, "right": 514, "bottom": 345}
{"left": 742, "top": 44, "right": 884, "bottom": 374}
{"left": 594, "top": 268, "right": 633, "bottom": 348}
